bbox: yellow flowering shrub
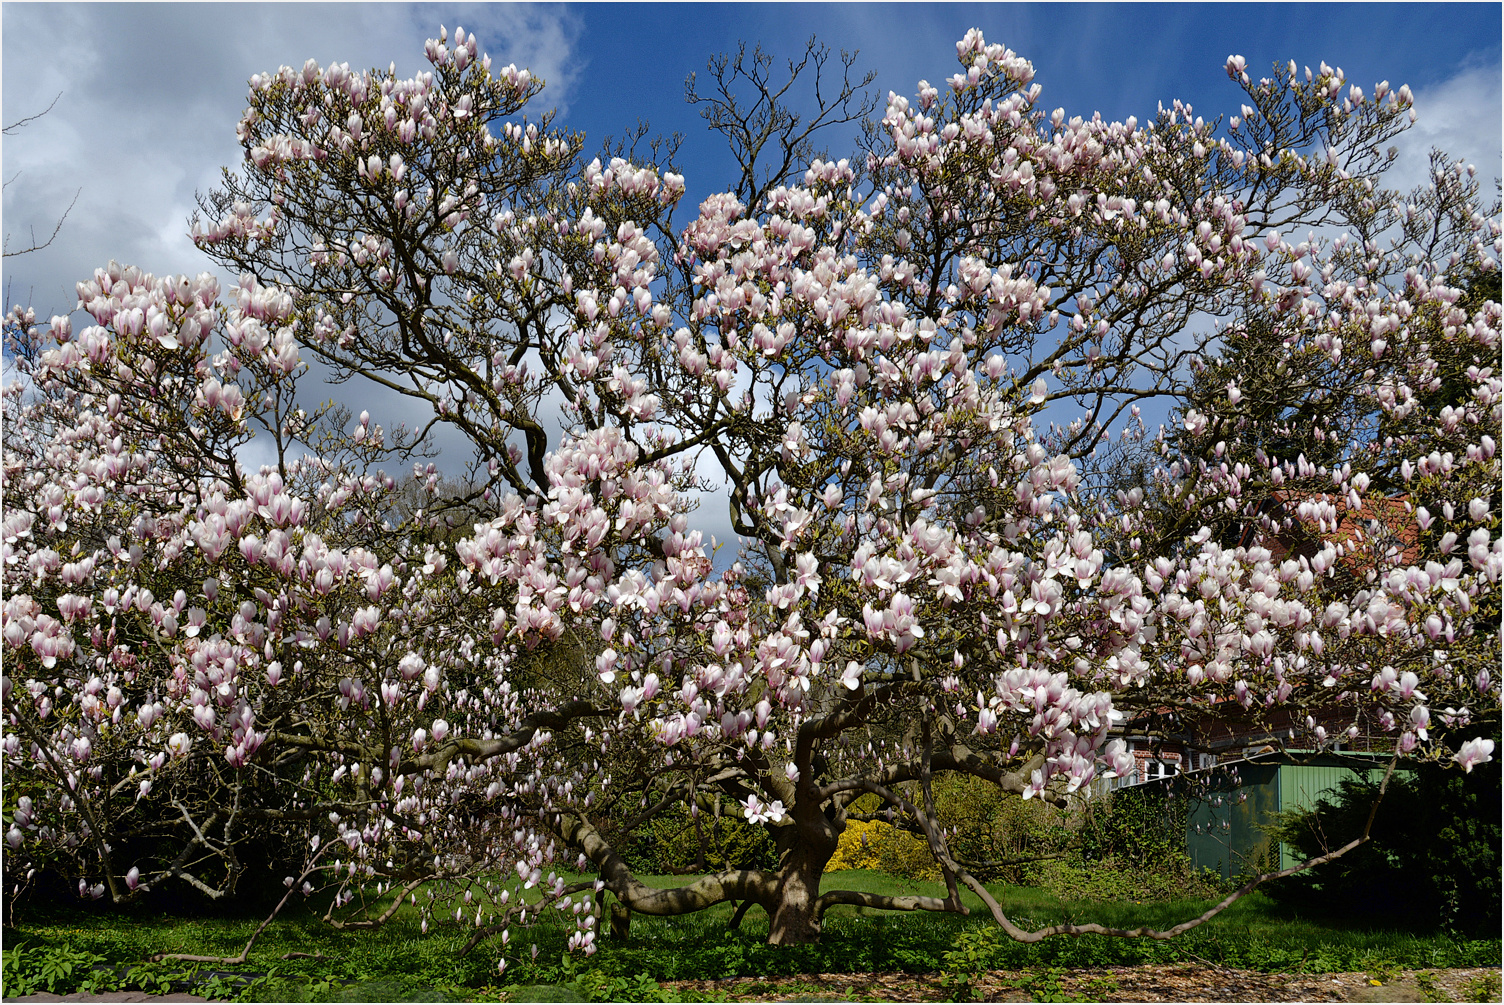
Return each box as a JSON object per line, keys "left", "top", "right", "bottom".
{"left": 828, "top": 818, "right": 938, "bottom": 880}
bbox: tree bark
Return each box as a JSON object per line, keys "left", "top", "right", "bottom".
{"left": 766, "top": 805, "right": 839, "bottom": 945}
{"left": 767, "top": 851, "right": 826, "bottom": 944}
{"left": 609, "top": 899, "right": 632, "bottom": 941}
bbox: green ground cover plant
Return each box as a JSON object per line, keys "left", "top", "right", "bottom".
{"left": 4, "top": 872, "right": 1497, "bottom": 1000}
{"left": 1462, "top": 971, "right": 1503, "bottom": 1002}
{"left": 937, "top": 925, "right": 1001, "bottom": 1001}
{"left": 0, "top": 943, "right": 118, "bottom": 996}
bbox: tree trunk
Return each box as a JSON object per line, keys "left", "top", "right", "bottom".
{"left": 767, "top": 857, "right": 824, "bottom": 944}
{"left": 766, "top": 811, "right": 839, "bottom": 945}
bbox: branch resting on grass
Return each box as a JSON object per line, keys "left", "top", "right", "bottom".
{"left": 557, "top": 811, "right": 779, "bottom": 915}
{"left": 960, "top": 753, "right": 1403, "bottom": 943}
{"left": 814, "top": 889, "right": 960, "bottom": 915}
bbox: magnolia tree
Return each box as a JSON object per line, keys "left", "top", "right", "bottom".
{"left": 4, "top": 27, "right": 1500, "bottom": 957}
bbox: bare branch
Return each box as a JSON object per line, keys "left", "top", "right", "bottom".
{"left": 152, "top": 837, "right": 334, "bottom": 964}
{"left": 3, "top": 187, "right": 79, "bottom": 258}
{"left": 2, "top": 92, "right": 61, "bottom": 134}
{"left": 961, "top": 754, "right": 1402, "bottom": 943}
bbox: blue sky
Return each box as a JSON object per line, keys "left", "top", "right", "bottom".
{"left": 3, "top": 3, "right": 1499, "bottom": 529}
{"left": 4, "top": 2, "right": 1499, "bottom": 314}
{"left": 560, "top": 4, "right": 1500, "bottom": 184}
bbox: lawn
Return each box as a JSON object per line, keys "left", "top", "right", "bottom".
{"left": 2, "top": 871, "right": 1498, "bottom": 1001}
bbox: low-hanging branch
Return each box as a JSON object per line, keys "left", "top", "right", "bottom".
{"left": 958, "top": 754, "right": 1403, "bottom": 943}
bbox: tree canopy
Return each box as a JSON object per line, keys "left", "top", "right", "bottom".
{"left": 3, "top": 27, "right": 1499, "bottom": 958}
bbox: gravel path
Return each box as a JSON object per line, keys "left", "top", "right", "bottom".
{"left": 663, "top": 965, "right": 1500, "bottom": 1003}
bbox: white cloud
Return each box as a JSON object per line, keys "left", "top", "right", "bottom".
{"left": 2, "top": 3, "right": 581, "bottom": 483}
{"left": 1388, "top": 60, "right": 1502, "bottom": 195}
{"left": 2, "top": 4, "right": 581, "bottom": 312}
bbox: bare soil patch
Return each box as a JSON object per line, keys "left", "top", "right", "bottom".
{"left": 3, "top": 966, "right": 1498, "bottom": 1002}
{"left": 662, "top": 965, "right": 1502, "bottom": 1002}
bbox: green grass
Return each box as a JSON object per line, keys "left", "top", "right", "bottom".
{"left": 3, "top": 870, "right": 1497, "bottom": 1001}
{"left": 580, "top": 871, "right": 1496, "bottom": 980}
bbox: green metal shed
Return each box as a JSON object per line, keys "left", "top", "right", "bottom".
{"left": 1186, "top": 753, "right": 1397, "bottom": 880}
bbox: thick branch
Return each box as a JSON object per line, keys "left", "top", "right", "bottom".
{"left": 557, "top": 812, "right": 777, "bottom": 915}
{"left": 268, "top": 699, "right": 608, "bottom": 776}
{"left": 815, "top": 889, "right": 961, "bottom": 916}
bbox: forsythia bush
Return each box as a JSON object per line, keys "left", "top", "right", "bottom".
{"left": 639, "top": 806, "right": 776, "bottom": 874}
{"left": 828, "top": 819, "right": 939, "bottom": 880}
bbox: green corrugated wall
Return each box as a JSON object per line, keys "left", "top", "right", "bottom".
{"left": 1275, "top": 761, "right": 1387, "bottom": 869}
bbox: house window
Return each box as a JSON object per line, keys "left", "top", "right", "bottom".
{"left": 1134, "top": 751, "right": 1181, "bottom": 783}
{"left": 1142, "top": 759, "right": 1175, "bottom": 781}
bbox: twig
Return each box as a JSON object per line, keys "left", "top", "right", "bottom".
{"left": 2, "top": 92, "right": 62, "bottom": 134}
{"left": 151, "top": 832, "right": 334, "bottom": 964}
{"left": 2, "top": 188, "right": 80, "bottom": 258}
